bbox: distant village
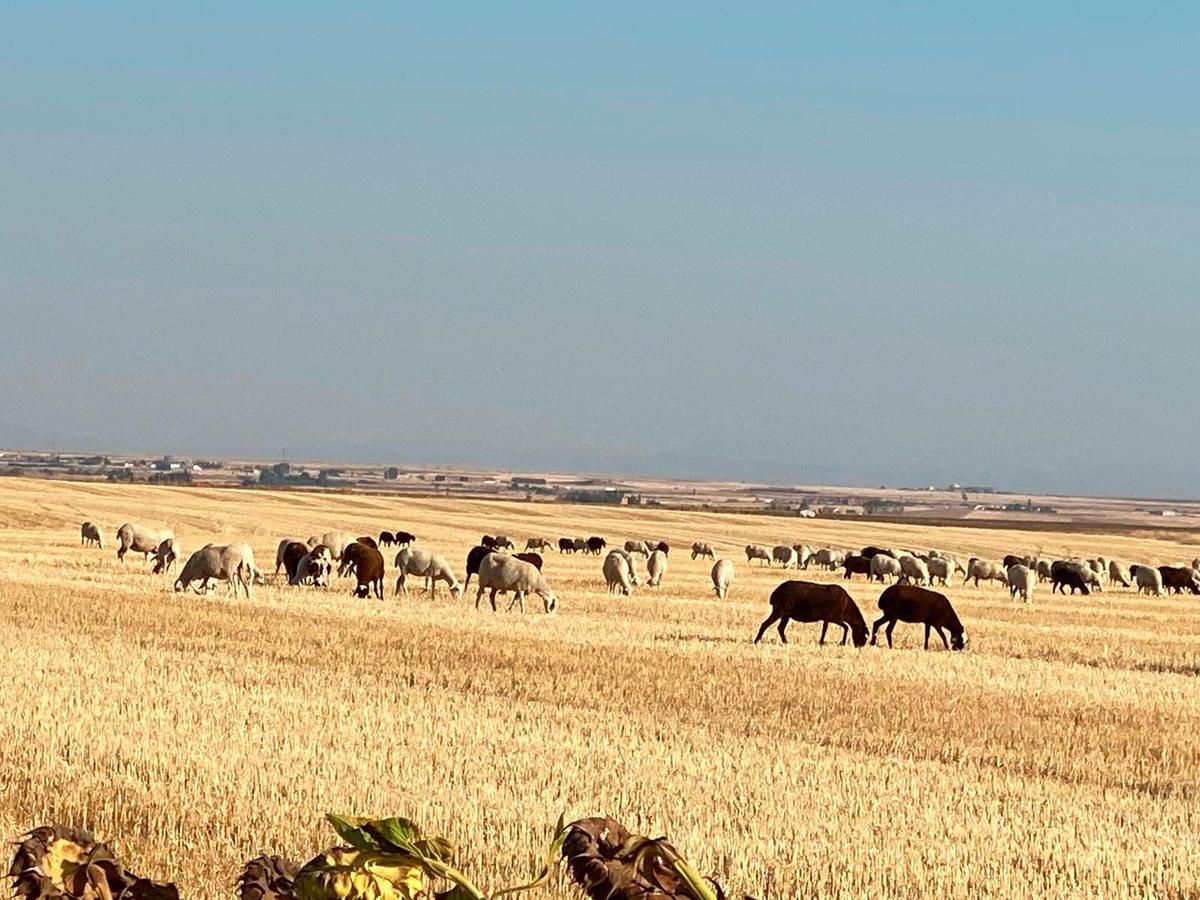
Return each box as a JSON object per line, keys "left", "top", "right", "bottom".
{"left": 0, "top": 448, "right": 1195, "bottom": 525}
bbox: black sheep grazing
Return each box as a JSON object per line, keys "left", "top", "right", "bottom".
{"left": 842, "top": 554, "right": 872, "bottom": 580}
{"left": 586, "top": 536, "right": 607, "bottom": 556}
{"left": 871, "top": 584, "right": 967, "bottom": 650}
{"left": 1051, "top": 561, "right": 1091, "bottom": 595}
{"left": 753, "top": 581, "right": 869, "bottom": 647}
{"left": 342, "top": 542, "right": 385, "bottom": 599}
{"left": 464, "top": 545, "right": 495, "bottom": 590}
{"left": 860, "top": 546, "right": 895, "bottom": 560}
{"left": 558, "top": 538, "right": 575, "bottom": 554}
{"left": 281, "top": 541, "right": 310, "bottom": 581}
{"left": 393, "top": 530, "right": 416, "bottom": 547}
{"left": 515, "top": 552, "right": 543, "bottom": 571}
{"left": 1158, "top": 565, "right": 1200, "bottom": 595}
{"left": 378, "top": 531, "right": 396, "bottom": 547}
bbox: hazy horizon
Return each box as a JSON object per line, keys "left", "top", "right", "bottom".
{"left": 3, "top": 4, "right": 1198, "bottom": 498}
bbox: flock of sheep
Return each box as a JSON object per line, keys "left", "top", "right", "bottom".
{"left": 78, "top": 520, "right": 1196, "bottom": 650}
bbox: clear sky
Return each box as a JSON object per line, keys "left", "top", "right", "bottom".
{"left": 2, "top": 4, "right": 1197, "bottom": 497}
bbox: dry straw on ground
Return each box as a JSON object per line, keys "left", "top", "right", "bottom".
{"left": 0, "top": 477, "right": 1197, "bottom": 899}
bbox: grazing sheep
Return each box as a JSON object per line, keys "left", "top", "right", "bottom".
{"left": 603, "top": 552, "right": 634, "bottom": 595}
{"left": 871, "top": 584, "right": 967, "bottom": 650}
{"left": 646, "top": 549, "right": 668, "bottom": 587}
{"left": 572, "top": 538, "right": 588, "bottom": 553}
{"left": 925, "top": 556, "right": 952, "bottom": 586}
{"left": 306, "top": 536, "right": 321, "bottom": 548}
{"left": 1108, "top": 559, "right": 1132, "bottom": 588}
{"left": 116, "top": 523, "right": 175, "bottom": 563}
{"left": 753, "top": 581, "right": 868, "bottom": 647}
{"left": 464, "top": 545, "right": 494, "bottom": 590}
{"left": 355, "top": 535, "right": 379, "bottom": 549}
{"left": 290, "top": 544, "right": 331, "bottom": 586}
{"left": 558, "top": 538, "right": 576, "bottom": 554}
{"left": 626, "top": 540, "right": 651, "bottom": 556}
{"left": 860, "top": 546, "right": 895, "bottom": 560}
{"left": 1050, "top": 561, "right": 1092, "bottom": 595}
{"left": 1035, "top": 559, "right": 1054, "bottom": 583}
{"left": 810, "top": 548, "right": 845, "bottom": 570}
{"left": 475, "top": 553, "right": 557, "bottom": 613}
{"left": 964, "top": 558, "right": 1009, "bottom": 588}
{"left": 80, "top": 522, "right": 104, "bottom": 548}
{"left": 151, "top": 538, "right": 183, "bottom": 575}
{"left": 793, "top": 544, "right": 814, "bottom": 569}
{"left": 1133, "top": 565, "right": 1164, "bottom": 596}
{"left": 275, "top": 538, "right": 299, "bottom": 575}
{"left": 746, "top": 544, "right": 771, "bottom": 566}
{"left": 608, "top": 549, "right": 641, "bottom": 586}
{"left": 320, "top": 531, "right": 356, "bottom": 562}
{"left": 772, "top": 545, "right": 799, "bottom": 568}
{"left": 898, "top": 555, "right": 930, "bottom": 586}
{"left": 481, "top": 535, "right": 499, "bottom": 550}
{"left": 175, "top": 542, "right": 256, "bottom": 599}
{"left": 515, "top": 552, "right": 543, "bottom": 570}
{"left": 586, "top": 536, "right": 607, "bottom": 556}
{"left": 493, "top": 535, "right": 515, "bottom": 551}
{"left": 1158, "top": 565, "right": 1200, "bottom": 595}
{"left": 869, "top": 554, "right": 903, "bottom": 583}
{"left": 711, "top": 559, "right": 734, "bottom": 599}
{"left": 393, "top": 531, "right": 416, "bottom": 547}
{"left": 1007, "top": 564, "right": 1035, "bottom": 602}
{"left": 378, "top": 531, "right": 396, "bottom": 547}
{"left": 691, "top": 542, "right": 715, "bottom": 560}
{"left": 842, "top": 554, "right": 872, "bottom": 580}
{"left": 341, "top": 542, "right": 385, "bottom": 599}
{"left": 655, "top": 541, "right": 670, "bottom": 556}
{"left": 395, "top": 547, "right": 463, "bottom": 599}
{"left": 524, "top": 537, "right": 552, "bottom": 552}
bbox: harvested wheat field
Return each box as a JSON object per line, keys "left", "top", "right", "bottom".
{"left": 0, "top": 476, "right": 1197, "bottom": 900}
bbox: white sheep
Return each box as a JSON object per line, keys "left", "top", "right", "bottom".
{"left": 870, "top": 554, "right": 903, "bottom": 583}
{"left": 625, "top": 540, "right": 651, "bottom": 556}
{"left": 898, "top": 554, "right": 930, "bottom": 585}
{"left": 690, "top": 542, "right": 715, "bottom": 560}
{"left": 116, "top": 523, "right": 175, "bottom": 563}
{"left": 647, "top": 549, "right": 668, "bottom": 587}
{"left": 711, "top": 559, "right": 735, "bottom": 599}
{"left": 793, "top": 544, "right": 814, "bottom": 568}
{"left": 80, "top": 522, "right": 105, "bottom": 548}
{"left": 926, "top": 556, "right": 952, "bottom": 586}
{"left": 602, "top": 552, "right": 634, "bottom": 595}
{"left": 320, "top": 531, "right": 356, "bottom": 561}
{"left": 965, "top": 558, "right": 1009, "bottom": 588}
{"left": 745, "top": 544, "right": 771, "bottom": 565}
{"left": 174, "top": 542, "right": 256, "bottom": 599}
{"left": 1007, "top": 564, "right": 1035, "bottom": 602}
{"left": 152, "top": 538, "right": 183, "bottom": 575}
{"left": 810, "top": 548, "right": 845, "bottom": 570}
{"left": 1108, "top": 559, "right": 1131, "bottom": 587}
{"left": 608, "top": 548, "right": 641, "bottom": 586}
{"left": 393, "top": 547, "right": 462, "bottom": 599}
{"left": 1134, "top": 565, "right": 1164, "bottom": 596}
{"left": 475, "top": 554, "right": 557, "bottom": 613}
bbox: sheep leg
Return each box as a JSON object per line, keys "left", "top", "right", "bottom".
{"left": 516, "top": 590, "right": 526, "bottom": 614}
{"left": 474, "top": 586, "right": 485, "bottom": 610}
{"left": 819, "top": 621, "right": 829, "bottom": 645}
{"left": 489, "top": 588, "right": 498, "bottom": 612}
{"left": 838, "top": 623, "right": 849, "bottom": 645}
{"left": 776, "top": 618, "right": 789, "bottom": 643}
{"left": 923, "top": 624, "right": 931, "bottom": 649}
{"left": 754, "top": 612, "right": 780, "bottom": 643}
{"left": 934, "top": 626, "right": 949, "bottom": 649}
{"left": 884, "top": 619, "right": 896, "bottom": 647}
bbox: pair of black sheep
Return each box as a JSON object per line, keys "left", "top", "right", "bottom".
{"left": 753, "top": 581, "right": 968, "bottom": 651}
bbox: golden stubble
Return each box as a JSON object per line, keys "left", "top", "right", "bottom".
{"left": 0, "top": 477, "right": 1196, "bottom": 900}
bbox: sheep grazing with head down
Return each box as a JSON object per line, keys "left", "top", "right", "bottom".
{"left": 395, "top": 546, "right": 462, "bottom": 599}
{"left": 871, "top": 584, "right": 967, "bottom": 651}
{"left": 711, "top": 559, "right": 735, "bottom": 599}
{"left": 1133, "top": 565, "right": 1164, "bottom": 596}
{"left": 753, "top": 581, "right": 869, "bottom": 647}
{"left": 690, "top": 542, "right": 715, "bottom": 560}
{"left": 116, "top": 523, "right": 175, "bottom": 563}
{"left": 175, "top": 542, "right": 257, "bottom": 599}
{"left": 80, "top": 522, "right": 105, "bottom": 548}
{"left": 1108, "top": 559, "right": 1132, "bottom": 588}
{"left": 646, "top": 549, "right": 668, "bottom": 587}
{"left": 869, "top": 554, "right": 903, "bottom": 583}
{"left": 475, "top": 553, "right": 558, "bottom": 613}
{"left": 1007, "top": 564, "right": 1035, "bottom": 602}
{"left": 151, "top": 538, "right": 183, "bottom": 575}
{"left": 603, "top": 551, "right": 634, "bottom": 595}
{"left": 772, "top": 545, "right": 798, "bottom": 568}
{"left": 746, "top": 545, "right": 771, "bottom": 566}
{"left": 342, "top": 541, "right": 385, "bottom": 599}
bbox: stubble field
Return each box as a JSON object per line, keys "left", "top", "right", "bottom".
{"left": 0, "top": 477, "right": 1197, "bottom": 900}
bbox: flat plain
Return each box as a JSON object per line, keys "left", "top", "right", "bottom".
{"left": 0, "top": 477, "right": 1197, "bottom": 900}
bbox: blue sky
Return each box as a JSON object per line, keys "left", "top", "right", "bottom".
{"left": 2, "top": 4, "right": 1198, "bottom": 495}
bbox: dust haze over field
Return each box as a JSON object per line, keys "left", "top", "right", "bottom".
{"left": 0, "top": 477, "right": 1196, "bottom": 899}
